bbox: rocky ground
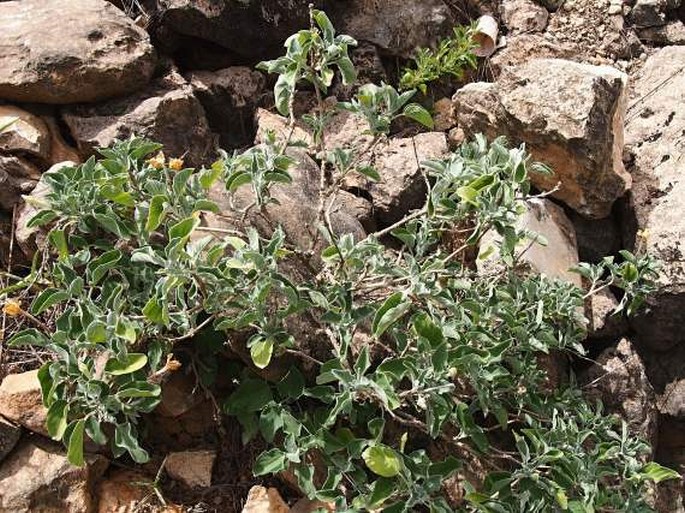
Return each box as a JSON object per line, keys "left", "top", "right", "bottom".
{"left": 1, "top": 0, "right": 685, "bottom": 511}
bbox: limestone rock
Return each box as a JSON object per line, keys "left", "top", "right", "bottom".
{"left": 252, "top": 106, "right": 444, "bottom": 234}
{"left": 187, "top": 67, "right": 266, "bottom": 148}
{"left": 155, "top": 371, "right": 203, "bottom": 418}
{"left": 490, "top": 34, "right": 575, "bottom": 76}
{"left": 151, "top": 0, "right": 319, "bottom": 60}
{"left": 568, "top": 210, "right": 622, "bottom": 264}
{"left": 625, "top": 46, "right": 685, "bottom": 351}
{"left": 42, "top": 116, "right": 82, "bottom": 166}
{"left": 206, "top": 147, "right": 367, "bottom": 256}
{"left": 63, "top": 71, "right": 216, "bottom": 167}
{"left": 630, "top": 0, "right": 670, "bottom": 27}
{"left": 0, "top": 155, "right": 41, "bottom": 211}
{"left": 581, "top": 338, "right": 658, "bottom": 448}
{"left": 255, "top": 106, "right": 374, "bottom": 155}
{"left": 660, "top": 379, "right": 685, "bottom": 418}
{"left": 0, "top": 439, "right": 108, "bottom": 512}
{"left": 586, "top": 288, "right": 628, "bottom": 340}
{"left": 454, "top": 58, "right": 631, "bottom": 219}
{"left": 165, "top": 450, "right": 216, "bottom": 488}
{"left": 433, "top": 98, "right": 457, "bottom": 132}
{"left": 0, "top": 417, "right": 20, "bottom": 464}
{"left": 638, "top": 20, "right": 685, "bottom": 44}
{"left": 14, "top": 164, "right": 68, "bottom": 258}
{"left": 0, "top": 369, "right": 48, "bottom": 436}
{"left": 500, "top": 0, "right": 549, "bottom": 33}
{"left": 351, "top": 132, "right": 448, "bottom": 225}
{"left": 0, "top": 0, "right": 156, "bottom": 104}
{"left": 96, "top": 470, "right": 148, "bottom": 513}
{"left": 241, "top": 486, "right": 289, "bottom": 513}
{"left": 0, "top": 106, "right": 50, "bottom": 160}
{"left": 328, "top": 0, "right": 453, "bottom": 58}
{"left": 477, "top": 199, "right": 581, "bottom": 287}
{"left": 204, "top": 108, "right": 370, "bottom": 255}
{"left": 291, "top": 498, "right": 335, "bottom": 513}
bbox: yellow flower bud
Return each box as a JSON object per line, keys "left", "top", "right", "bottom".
{"left": 3, "top": 299, "right": 23, "bottom": 317}
{"left": 147, "top": 151, "right": 166, "bottom": 170}
{"left": 168, "top": 157, "right": 184, "bottom": 171}
{"left": 165, "top": 354, "right": 182, "bottom": 372}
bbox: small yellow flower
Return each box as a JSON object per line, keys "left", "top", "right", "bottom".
{"left": 3, "top": 299, "right": 23, "bottom": 317}
{"left": 637, "top": 229, "right": 651, "bottom": 241}
{"left": 164, "top": 354, "right": 182, "bottom": 372}
{"left": 147, "top": 151, "right": 166, "bottom": 170}
{"left": 168, "top": 157, "right": 184, "bottom": 171}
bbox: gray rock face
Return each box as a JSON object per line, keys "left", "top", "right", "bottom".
{"left": 0, "top": 418, "right": 20, "bottom": 465}
{"left": 477, "top": 198, "right": 581, "bottom": 287}
{"left": 638, "top": 20, "right": 685, "bottom": 45}
{"left": 0, "top": 156, "right": 41, "bottom": 211}
{"left": 328, "top": 0, "right": 453, "bottom": 58}
{"left": 207, "top": 147, "right": 368, "bottom": 258}
{"left": 489, "top": 34, "right": 575, "bottom": 77}
{"left": 454, "top": 58, "right": 631, "bottom": 219}
{"left": 154, "top": 0, "right": 452, "bottom": 61}
{"left": 625, "top": 46, "right": 685, "bottom": 352}
{"left": 586, "top": 288, "right": 628, "bottom": 340}
{"left": 500, "top": 0, "right": 549, "bottom": 33}
{"left": 0, "top": 369, "right": 47, "bottom": 436}
{"left": 0, "top": 0, "right": 156, "bottom": 104}
{"left": 152, "top": 0, "right": 320, "bottom": 60}
{"left": 0, "top": 440, "right": 108, "bottom": 512}
{"left": 253, "top": 107, "right": 447, "bottom": 228}
{"left": 165, "top": 450, "right": 216, "bottom": 488}
{"left": 630, "top": 0, "right": 672, "bottom": 28}
{"left": 352, "top": 132, "right": 449, "bottom": 226}
{"left": 62, "top": 71, "right": 216, "bottom": 167}
{"left": 187, "top": 67, "right": 266, "bottom": 149}
{"left": 0, "top": 106, "right": 50, "bottom": 161}
{"left": 582, "top": 338, "right": 658, "bottom": 449}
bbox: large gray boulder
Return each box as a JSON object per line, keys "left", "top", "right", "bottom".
{"left": 582, "top": 338, "right": 659, "bottom": 449}
{"left": 328, "top": 0, "right": 453, "bottom": 58}
{"left": 62, "top": 70, "right": 216, "bottom": 167}
{"left": 0, "top": 369, "right": 47, "bottom": 436}
{"left": 187, "top": 67, "right": 265, "bottom": 149}
{"left": 253, "top": 107, "right": 447, "bottom": 228}
{"left": 152, "top": 0, "right": 452, "bottom": 61}
{"left": 0, "top": 0, "right": 156, "bottom": 104}
{"left": 0, "top": 440, "right": 108, "bottom": 512}
{"left": 454, "top": 58, "right": 631, "bottom": 219}
{"left": 0, "top": 156, "right": 41, "bottom": 211}
{"left": 477, "top": 198, "right": 581, "bottom": 287}
{"left": 625, "top": 46, "right": 685, "bottom": 352}
{"left": 151, "top": 0, "right": 320, "bottom": 60}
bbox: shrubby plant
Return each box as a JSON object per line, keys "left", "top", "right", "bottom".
{"left": 399, "top": 26, "right": 478, "bottom": 95}
{"left": 5, "top": 8, "right": 677, "bottom": 512}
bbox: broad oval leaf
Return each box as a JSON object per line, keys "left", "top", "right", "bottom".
{"left": 105, "top": 353, "right": 148, "bottom": 376}
{"left": 372, "top": 293, "right": 411, "bottom": 338}
{"left": 362, "top": 445, "right": 402, "bottom": 478}
{"left": 67, "top": 419, "right": 86, "bottom": 467}
{"left": 46, "top": 399, "right": 68, "bottom": 440}
{"left": 30, "top": 288, "right": 70, "bottom": 315}
{"left": 250, "top": 338, "right": 274, "bottom": 369}
{"left": 253, "top": 448, "right": 287, "bottom": 476}
{"left": 403, "top": 103, "right": 434, "bottom": 129}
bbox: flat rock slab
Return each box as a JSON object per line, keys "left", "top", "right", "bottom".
{"left": 625, "top": 46, "right": 685, "bottom": 351}
{"left": 455, "top": 58, "right": 631, "bottom": 219}
{"left": 62, "top": 71, "right": 215, "bottom": 167}
{"left": 0, "top": 0, "right": 156, "bottom": 104}
{"left": 0, "top": 440, "right": 108, "bottom": 512}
